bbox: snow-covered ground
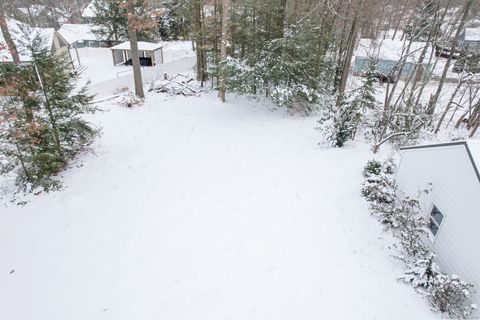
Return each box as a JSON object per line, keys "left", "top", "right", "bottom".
{"left": 0, "top": 90, "right": 439, "bottom": 319}
{"left": 73, "top": 41, "right": 195, "bottom": 86}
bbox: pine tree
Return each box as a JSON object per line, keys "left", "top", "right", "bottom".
{"left": 158, "top": 0, "right": 191, "bottom": 40}
{"left": 89, "top": 0, "right": 129, "bottom": 42}
{"left": 353, "top": 58, "right": 378, "bottom": 111}
{"left": 318, "top": 94, "right": 361, "bottom": 147}
{"left": 0, "top": 34, "right": 98, "bottom": 192}
{"left": 89, "top": 0, "right": 157, "bottom": 42}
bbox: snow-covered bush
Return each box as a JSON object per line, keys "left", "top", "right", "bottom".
{"left": 361, "top": 160, "right": 477, "bottom": 319}
{"left": 362, "top": 159, "right": 382, "bottom": 176}
{"left": 317, "top": 95, "right": 362, "bottom": 147}
{"left": 361, "top": 159, "right": 397, "bottom": 225}
{"left": 428, "top": 274, "right": 477, "bottom": 319}
{"left": 401, "top": 253, "right": 439, "bottom": 288}
{"left": 118, "top": 91, "right": 144, "bottom": 108}
{"left": 392, "top": 196, "right": 429, "bottom": 259}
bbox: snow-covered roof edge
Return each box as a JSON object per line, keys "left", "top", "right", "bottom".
{"left": 110, "top": 41, "right": 163, "bottom": 51}
{"left": 57, "top": 24, "right": 99, "bottom": 44}
{"left": 464, "top": 28, "right": 480, "bottom": 42}
{"left": 0, "top": 18, "right": 55, "bottom": 63}
{"left": 400, "top": 140, "right": 480, "bottom": 184}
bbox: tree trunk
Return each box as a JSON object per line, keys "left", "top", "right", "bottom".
{"left": 0, "top": 4, "right": 20, "bottom": 64}
{"left": 218, "top": 0, "right": 230, "bottom": 102}
{"left": 336, "top": 4, "right": 360, "bottom": 107}
{"left": 128, "top": 28, "right": 144, "bottom": 98}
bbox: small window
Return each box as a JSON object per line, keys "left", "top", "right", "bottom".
{"left": 428, "top": 205, "right": 444, "bottom": 237}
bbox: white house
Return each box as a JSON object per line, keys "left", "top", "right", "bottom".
{"left": 57, "top": 23, "right": 110, "bottom": 48}
{"left": 396, "top": 140, "right": 480, "bottom": 302}
{"left": 459, "top": 28, "right": 480, "bottom": 52}
{"left": 0, "top": 18, "right": 56, "bottom": 64}
{"left": 353, "top": 38, "right": 433, "bottom": 81}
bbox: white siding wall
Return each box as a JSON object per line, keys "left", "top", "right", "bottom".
{"left": 396, "top": 144, "right": 480, "bottom": 302}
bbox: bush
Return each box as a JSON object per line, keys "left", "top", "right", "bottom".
{"left": 428, "top": 274, "right": 477, "bottom": 318}
{"left": 362, "top": 159, "right": 382, "bottom": 177}
{"left": 392, "top": 197, "right": 429, "bottom": 259}
{"left": 361, "top": 159, "right": 397, "bottom": 225}
{"left": 317, "top": 95, "right": 361, "bottom": 147}
{"left": 401, "top": 254, "right": 439, "bottom": 288}
{"left": 362, "top": 159, "right": 477, "bottom": 319}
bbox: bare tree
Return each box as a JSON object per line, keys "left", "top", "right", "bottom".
{"left": 426, "top": 0, "right": 474, "bottom": 115}
{"left": 218, "top": 0, "right": 230, "bottom": 102}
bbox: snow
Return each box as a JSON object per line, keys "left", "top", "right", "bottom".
{"left": 467, "top": 140, "right": 480, "bottom": 167}
{"left": 0, "top": 85, "right": 439, "bottom": 318}
{"left": 356, "top": 38, "right": 433, "bottom": 63}
{"left": 0, "top": 18, "right": 54, "bottom": 63}
{"left": 58, "top": 24, "right": 100, "bottom": 45}
{"left": 110, "top": 41, "right": 163, "bottom": 51}
{"left": 82, "top": 1, "right": 97, "bottom": 18}
{"left": 72, "top": 41, "right": 195, "bottom": 91}
{"left": 464, "top": 28, "right": 480, "bottom": 42}
{"left": 16, "top": 5, "right": 46, "bottom": 16}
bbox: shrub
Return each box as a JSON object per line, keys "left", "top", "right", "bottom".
{"left": 362, "top": 159, "right": 382, "bottom": 177}
{"left": 392, "top": 197, "right": 429, "bottom": 259}
{"left": 428, "top": 274, "right": 477, "bottom": 319}
{"left": 401, "top": 254, "right": 439, "bottom": 288}
{"left": 361, "top": 159, "right": 397, "bottom": 225}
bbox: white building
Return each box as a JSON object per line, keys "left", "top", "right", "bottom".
{"left": 57, "top": 24, "right": 110, "bottom": 48}
{"left": 396, "top": 140, "right": 480, "bottom": 301}
{"left": 110, "top": 41, "right": 164, "bottom": 67}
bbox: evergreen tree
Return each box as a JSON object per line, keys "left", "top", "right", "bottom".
{"left": 0, "top": 34, "right": 97, "bottom": 191}
{"left": 352, "top": 58, "right": 378, "bottom": 111}
{"left": 88, "top": 0, "right": 157, "bottom": 42}
{"left": 223, "top": 17, "right": 335, "bottom": 113}
{"left": 89, "top": 0, "right": 129, "bottom": 42}
{"left": 157, "top": 0, "right": 191, "bottom": 40}
{"left": 317, "top": 94, "right": 361, "bottom": 147}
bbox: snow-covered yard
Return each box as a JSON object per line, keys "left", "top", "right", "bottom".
{"left": 73, "top": 41, "right": 195, "bottom": 86}
{"left": 0, "top": 92, "right": 438, "bottom": 319}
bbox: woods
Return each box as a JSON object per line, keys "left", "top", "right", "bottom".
{"left": 1, "top": 0, "right": 480, "bottom": 191}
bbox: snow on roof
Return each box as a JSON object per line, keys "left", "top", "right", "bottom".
{"left": 58, "top": 24, "right": 99, "bottom": 44}
{"left": 466, "top": 140, "right": 480, "bottom": 168}
{"left": 0, "top": 18, "right": 54, "bottom": 63}
{"left": 356, "top": 38, "right": 432, "bottom": 63}
{"left": 401, "top": 140, "right": 480, "bottom": 182}
{"left": 82, "top": 1, "right": 97, "bottom": 18}
{"left": 110, "top": 41, "right": 163, "bottom": 51}
{"left": 464, "top": 28, "right": 480, "bottom": 42}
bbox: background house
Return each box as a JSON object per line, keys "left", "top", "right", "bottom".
{"left": 459, "top": 27, "right": 480, "bottom": 52}
{"left": 0, "top": 18, "right": 57, "bottom": 65}
{"left": 110, "top": 41, "right": 164, "bottom": 67}
{"left": 396, "top": 140, "right": 480, "bottom": 303}
{"left": 57, "top": 23, "right": 112, "bottom": 48}
{"left": 353, "top": 38, "right": 433, "bottom": 81}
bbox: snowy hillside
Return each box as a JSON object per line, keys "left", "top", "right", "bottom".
{"left": 0, "top": 92, "right": 437, "bottom": 319}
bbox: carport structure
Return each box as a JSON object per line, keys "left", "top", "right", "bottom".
{"left": 110, "top": 41, "right": 164, "bottom": 67}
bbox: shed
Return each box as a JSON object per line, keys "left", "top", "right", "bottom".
{"left": 353, "top": 38, "right": 433, "bottom": 81}
{"left": 459, "top": 28, "right": 480, "bottom": 52}
{"left": 110, "top": 41, "right": 164, "bottom": 67}
{"left": 396, "top": 140, "right": 480, "bottom": 302}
